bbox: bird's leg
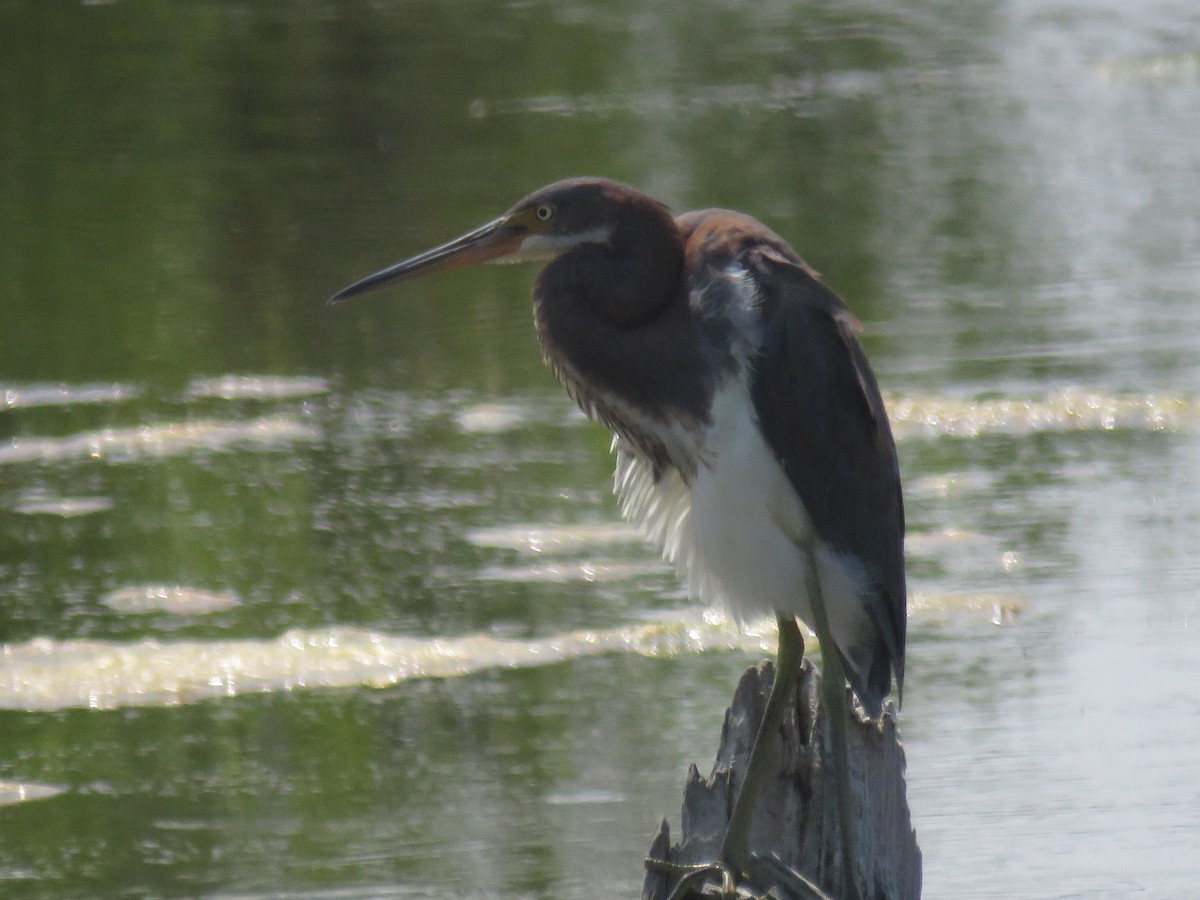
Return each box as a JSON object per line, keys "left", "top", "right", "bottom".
{"left": 720, "top": 614, "right": 804, "bottom": 872}
{"left": 803, "top": 549, "right": 861, "bottom": 900}
{"left": 650, "top": 618, "right": 812, "bottom": 900}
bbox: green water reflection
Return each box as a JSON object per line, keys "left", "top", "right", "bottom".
{"left": 3, "top": 1, "right": 1200, "bottom": 897}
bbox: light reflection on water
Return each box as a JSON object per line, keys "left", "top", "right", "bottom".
{"left": 0, "top": 413, "right": 319, "bottom": 465}
{"left": 4, "top": 374, "right": 1056, "bottom": 713}
{"left": 0, "top": 591, "right": 1018, "bottom": 713}
{"left": 2, "top": 369, "right": 1199, "bottom": 894}
{"left": 3, "top": 386, "right": 1198, "bottom": 894}
{"left": 0, "top": 617, "right": 768, "bottom": 712}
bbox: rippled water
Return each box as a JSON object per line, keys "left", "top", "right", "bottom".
{"left": 2, "top": 1, "right": 1199, "bottom": 897}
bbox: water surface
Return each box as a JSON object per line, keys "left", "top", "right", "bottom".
{"left": 2, "top": 1, "right": 1199, "bottom": 897}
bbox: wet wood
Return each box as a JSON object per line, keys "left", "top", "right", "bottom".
{"left": 642, "top": 657, "right": 922, "bottom": 899}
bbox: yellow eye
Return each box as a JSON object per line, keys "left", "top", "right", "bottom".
{"left": 535, "top": 205, "right": 554, "bottom": 222}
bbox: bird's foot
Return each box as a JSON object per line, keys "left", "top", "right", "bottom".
{"left": 645, "top": 851, "right": 834, "bottom": 900}
{"left": 643, "top": 856, "right": 736, "bottom": 899}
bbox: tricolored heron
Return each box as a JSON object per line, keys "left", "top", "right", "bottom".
{"left": 330, "top": 178, "right": 905, "bottom": 896}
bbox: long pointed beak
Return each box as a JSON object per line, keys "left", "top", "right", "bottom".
{"left": 328, "top": 216, "right": 523, "bottom": 305}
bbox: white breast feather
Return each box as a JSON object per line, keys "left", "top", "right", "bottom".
{"left": 613, "top": 437, "right": 717, "bottom": 602}
{"left": 613, "top": 380, "right": 876, "bottom": 672}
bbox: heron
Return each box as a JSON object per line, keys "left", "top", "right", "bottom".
{"left": 330, "top": 177, "right": 906, "bottom": 897}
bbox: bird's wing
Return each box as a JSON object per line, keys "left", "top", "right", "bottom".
{"left": 744, "top": 247, "right": 906, "bottom": 704}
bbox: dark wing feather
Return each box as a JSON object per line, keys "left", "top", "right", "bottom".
{"left": 746, "top": 248, "right": 906, "bottom": 712}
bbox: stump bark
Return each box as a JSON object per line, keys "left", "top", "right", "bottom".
{"left": 642, "top": 657, "right": 921, "bottom": 899}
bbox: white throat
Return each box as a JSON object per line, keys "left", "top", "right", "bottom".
{"left": 500, "top": 226, "right": 614, "bottom": 264}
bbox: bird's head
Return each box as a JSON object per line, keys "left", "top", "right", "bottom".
{"left": 329, "top": 178, "right": 649, "bottom": 305}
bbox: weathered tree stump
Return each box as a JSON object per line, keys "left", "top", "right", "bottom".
{"left": 642, "top": 657, "right": 921, "bottom": 899}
